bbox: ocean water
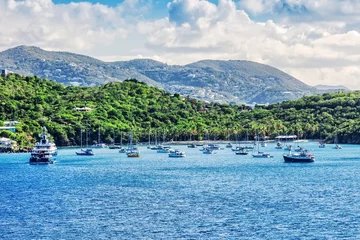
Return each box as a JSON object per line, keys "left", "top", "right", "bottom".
{"left": 1, "top": 142, "right": 360, "bottom": 239}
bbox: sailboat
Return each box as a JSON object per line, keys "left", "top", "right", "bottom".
{"left": 150, "top": 130, "right": 164, "bottom": 150}
{"left": 109, "top": 130, "right": 122, "bottom": 149}
{"left": 333, "top": 131, "right": 342, "bottom": 149}
{"left": 119, "top": 132, "right": 126, "bottom": 153}
{"left": 76, "top": 122, "right": 94, "bottom": 156}
{"left": 126, "top": 131, "right": 140, "bottom": 157}
{"left": 244, "top": 130, "right": 254, "bottom": 150}
{"left": 91, "top": 126, "right": 108, "bottom": 148}
{"left": 233, "top": 133, "right": 248, "bottom": 155}
{"left": 147, "top": 129, "right": 152, "bottom": 149}
{"left": 252, "top": 134, "right": 273, "bottom": 158}
{"left": 319, "top": 130, "right": 326, "bottom": 148}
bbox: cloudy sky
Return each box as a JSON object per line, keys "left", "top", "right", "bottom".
{"left": 0, "top": 0, "right": 360, "bottom": 89}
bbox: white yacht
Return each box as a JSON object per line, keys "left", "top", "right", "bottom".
{"left": 29, "top": 127, "right": 58, "bottom": 165}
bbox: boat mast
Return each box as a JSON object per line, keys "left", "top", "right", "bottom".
{"left": 163, "top": 129, "right": 166, "bottom": 144}
{"left": 129, "top": 131, "right": 133, "bottom": 150}
{"left": 86, "top": 120, "right": 89, "bottom": 148}
{"left": 98, "top": 126, "right": 100, "bottom": 144}
{"left": 120, "top": 132, "right": 123, "bottom": 147}
{"left": 80, "top": 124, "right": 83, "bottom": 149}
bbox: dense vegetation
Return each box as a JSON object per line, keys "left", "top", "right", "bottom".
{"left": 0, "top": 74, "right": 359, "bottom": 149}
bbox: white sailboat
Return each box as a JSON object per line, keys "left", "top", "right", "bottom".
{"left": 252, "top": 134, "right": 273, "bottom": 158}
{"left": 91, "top": 126, "right": 108, "bottom": 148}
{"left": 76, "top": 121, "right": 94, "bottom": 156}
{"left": 127, "top": 131, "right": 140, "bottom": 157}
{"left": 319, "top": 130, "right": 326, "bottom": 148}
{"left": 333, "top": 131, "right": 342, "bottom": 149}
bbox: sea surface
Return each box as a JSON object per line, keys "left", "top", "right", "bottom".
{"left": 1, "top": 142, "right": 360, "bottom": 239}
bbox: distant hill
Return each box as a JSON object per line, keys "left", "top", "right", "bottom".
{"left": 314, "top": 85, "right": 350, "bottom": 92}
{"left": 0, "top": 45, "right": 320, "bottom": 104}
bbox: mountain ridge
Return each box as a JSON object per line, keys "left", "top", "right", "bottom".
{"left": 0, "top": 45, "right": 320, "bottom": 103}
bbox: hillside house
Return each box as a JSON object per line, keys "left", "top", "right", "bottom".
{"left": 0, "top": 126, "right": 16, "bottom": 132}
{"left": 73, "top": 107, "right": 92, "bottom": 112}
{"left": 1, "top": 69, "right": 13, "bottom": 76}
{"left": 0, "top": 137, "right": 17, "bottom": 152}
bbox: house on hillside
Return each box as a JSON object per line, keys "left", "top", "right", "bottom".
{"left": 0, "top": 137, "right": 17, "bottom": 152}
{"left": 4, "top": 121, "right": 20, "bottom": 126}
{"left": 73, "top": 106, "right": 92, "bottom": 112}
{"left": 0, "top": 126, "right": 16, "bottom": 132}
{"left": 1, "top": 69, "right": 13, "bottom": 77}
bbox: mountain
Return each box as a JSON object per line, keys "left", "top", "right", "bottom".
{"left": 314, "top": 84, "right": 350, "bottom": 92}
{"left": 0, "top": 45, "right": 318, "bottom": 104}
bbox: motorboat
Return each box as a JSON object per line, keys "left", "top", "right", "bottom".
{"left": 91, "top": 143, "right": 108, "bottom": 148}
{"left": 283, "top": 149, "right": 314, "bottom": 163}
{"left": 203, "top": 148, "right": 215, "bottom": 154}
{"left": 226, "top": 143, "right": 233, "bottom": 148}
{"left": 235, "top": 148, "right": 248, "bottom": 155}
{"left": 150, "top": 145, "right": 164, "bottom": 150}
{"left": 76, "top": 148, "right": 94, "bottom": 156}
{"left": 275, "top": 141, "right": 283, "bottom": 149}
{"left": 168, "top": 149, "right": 186, "bottom": 158}
{"left": 206, "top": 144, "right": 220, "bottom": 150}
{"left": 157, "top": 147, "right": 171, "bottom": 153}
{"left": 29, "top": 126, "right": 57, "bottom": 164}
{"left": 252, "top": 152, "right": 273, "bottom": 158}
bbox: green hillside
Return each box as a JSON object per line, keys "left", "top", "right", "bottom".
{"left": 0, "top": 73, "right": 359, "bottom": 149}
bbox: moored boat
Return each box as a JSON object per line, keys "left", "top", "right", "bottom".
{"left": 29, "top": 126, "right": 57, "bottom": 165}
{"left": 333, "top": 144, "right": 342, "bottom": 149}
{"left": 76, "top": 148, "right": 94, "bottom": 156}
{"left": 76, "top": 121, "right": 94, "bottom": 156}
{"left": 203, "top": 147, "right": 215, "bottom": 154}
{"left": 283, "top": 149, "right": 314, "bottom": 163}
{"left": 275, "top": 141, "right": 283, "bottom": 149}
{"left": 126, "top": 131, "right": 140, "bottom": 158}
{"left": 108, "top": 144, "right": 122, "bottom": 149}
{"left": 252, "top": 152, "right": 273, "bottom": 158}
{"left": 187, "top": 143, "right": 196, "bottom": 148}
{"left": 235, "top": 148, "right": 248, "bottom": 155}
{"left": 157, "top": 146, "right": 171, "bottom": 153}
{"left": 169, "top": 149, "right": 186, "bottom": 158}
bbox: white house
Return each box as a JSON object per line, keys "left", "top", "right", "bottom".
{"left": 0, "top": 137, "right": 17, "bottom": 149}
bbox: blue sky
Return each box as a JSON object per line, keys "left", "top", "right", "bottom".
{"left": 1, "top": 0, "right": 360, "bottom": 89}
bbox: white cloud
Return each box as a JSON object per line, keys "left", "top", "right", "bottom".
{"left": 0, "top": 0, "right": 360, "bottom": 89}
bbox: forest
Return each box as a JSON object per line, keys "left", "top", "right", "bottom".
{"left": 1, "top": 73, "right": 359, "bottom": 148}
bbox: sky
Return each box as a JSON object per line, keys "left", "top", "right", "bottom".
{"left": 0, "top": 0, "right": 360, "bottom": 89}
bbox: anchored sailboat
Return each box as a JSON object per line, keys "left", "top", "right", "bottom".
{"left": 76, "top": 121, "right": 94, "bottom": 156}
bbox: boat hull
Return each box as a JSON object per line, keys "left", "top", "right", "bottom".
{"left": 76, "top": 152, "right": 94, "bottom": 156}
{"left": 283, "top": 155, "right": 314, "bottom": 163}
{"left": 29, "top": 157, "right": 55, "bottom": 165}
{"left": 236, "top": 152, "right": 248, "bottom": 155}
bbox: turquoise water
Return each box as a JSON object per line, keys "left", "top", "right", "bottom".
{"left": 1, "top": 142, "right": 360, "bottom": 239}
